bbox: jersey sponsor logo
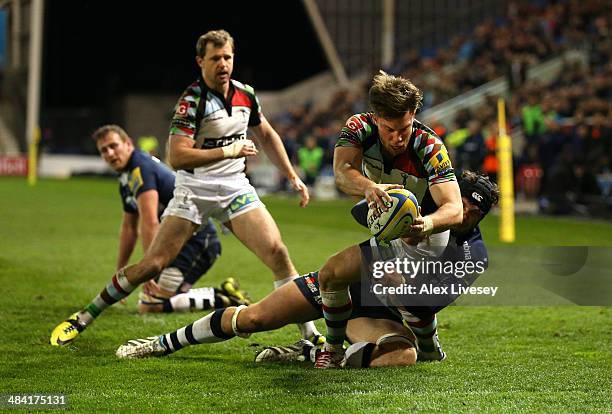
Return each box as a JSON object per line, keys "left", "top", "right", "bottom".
{"left": 304, "top": 275, "right": 322, "bottom": 305}
{"left": 201, "top": 133, "right": 247, "bottom": 149}
{"left": 346, "top": 115, "right": 363, "bottom": 133}
{"left": 229, "top": 192, "right": 258, "bottom": 214}
{"left": 128, "top": 167, "right": 144, "bottom": 194}
{"left": 176, "top": 101, "right": 190, "bottom": 117}
{"left": 430, "top": 148, "right": 451, "bottom": 174}
{"left": 203, "top": 116, "right": 224, "bottom": 123}
{"left": 304, "top": 275, "right": 318, "bottom": 294}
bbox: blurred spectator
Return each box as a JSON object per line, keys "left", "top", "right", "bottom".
{"left": 455, "top": 120, "right": 485, "bottom": 174}
{"left": 266, "top": 0, "right": 611, "bottom": 217}
{"left": 482, "top": 122, "right": 499, "bottom": 183}
{"left": 138, "top": 135, "right": 160, "bottom": 158}
{"left": 298, "top": 135, "right": 323, "bottom": 187}
{"left": 506, "top": 51, "right": 528, "bottom": 91}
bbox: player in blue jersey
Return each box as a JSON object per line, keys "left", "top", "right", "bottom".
{"left": 115, "top": 172, "right": 498, "bottom": 369}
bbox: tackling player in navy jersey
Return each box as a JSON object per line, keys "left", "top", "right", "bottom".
{"left": 115, "top": 172, "right": 498, "bottom": 369}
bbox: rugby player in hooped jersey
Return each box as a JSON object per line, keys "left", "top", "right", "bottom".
{"left": 50, "top": 30, "right": 323, "bottom": 347}
{"left": 314, "top": 72, "right": 464, "bottom": 368}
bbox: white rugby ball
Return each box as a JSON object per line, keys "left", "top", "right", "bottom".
{"left": 367, "top": 189, "right": 419, "bottom": 244}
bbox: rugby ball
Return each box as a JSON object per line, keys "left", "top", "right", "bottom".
{"left": 367, "top": 189, "right": 419, "bottom": 244}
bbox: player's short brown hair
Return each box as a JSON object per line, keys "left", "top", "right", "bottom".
{"left": 92, "top": 124, "right": 129, "bottom": 142}
{"left": 369, "top": 71, "right": 423, "bottom": 119}
{"left": 196, "top": 29, "right": 235, "bottom": 58}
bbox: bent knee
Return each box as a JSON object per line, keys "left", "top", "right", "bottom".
{"left": 319, "top": 253, "right": 344, "bottom": 290}
{"left": 238, "top": 307, "right": 272, "bottom": 333}
{"left": 136, "top": 257, "right": 167, "bottom": 281}
{"left": 268, "top": 242, "right": 290, "bottom": 262}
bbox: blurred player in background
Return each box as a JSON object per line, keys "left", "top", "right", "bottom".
{"left": 115, "top": 172, "right": 497, "bottom": 369}
{"left": 316, "top": 71, "right": 464, "bottom": 367}
{"left": 93, "top": 124, "right": 248, "bottom": 314}
{"left": 51, "top": 29, "right": 323, "bottom": 346}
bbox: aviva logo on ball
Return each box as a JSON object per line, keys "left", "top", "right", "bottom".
{"left": 367, "top": 189, "right": 419, "bottom": 244}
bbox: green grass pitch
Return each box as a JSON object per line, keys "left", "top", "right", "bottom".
{"left": 0, "top": 177, "right": 610, "bottom": 412}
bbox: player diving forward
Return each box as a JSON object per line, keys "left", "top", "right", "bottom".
{"left": 316, "top": 71, "right": 464, "bottom": 367}
{"left": 116, "top": 172, "right": 498, "bottom": 369}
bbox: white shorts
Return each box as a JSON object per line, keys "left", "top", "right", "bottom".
{"left": 162, "top": 172, "right": 264, "bottom": 226}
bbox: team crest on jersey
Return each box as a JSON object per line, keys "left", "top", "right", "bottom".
{"left": 176, "top": 101, "right": 190, "bottom": 117}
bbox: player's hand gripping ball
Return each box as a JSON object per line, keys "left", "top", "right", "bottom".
{"left": 367, "top": 189, "right": 419, "bottom": 245}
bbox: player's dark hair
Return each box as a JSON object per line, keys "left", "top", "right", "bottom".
{"left": 196, "top": 30, "right": 235, "bottom": 58}
{"left": 92, "top": 124, "right": 130, "bottom": 142}
{"left": 369, "top": 70, "right": 423, "bottom": 119}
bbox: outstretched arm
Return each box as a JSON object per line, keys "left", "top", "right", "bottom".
{"left": 251, "top": 117, "right": 309, "bottom": 207}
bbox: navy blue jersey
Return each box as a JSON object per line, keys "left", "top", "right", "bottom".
{"left": 446, "top": 225, "right": 488, "bottom": 271}
{"left": 118, "top": 149, "right": 175, "bottom": 218}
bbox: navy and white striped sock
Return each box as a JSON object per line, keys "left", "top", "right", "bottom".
{"left": 160, "top": 309, "right": 234, "bottom": 354}
{"left": 168, "top": 287, "right": 217, "bottom": 312}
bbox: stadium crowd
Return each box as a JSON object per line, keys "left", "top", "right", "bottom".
{"left": 271, "top": 0, "right": 610, "bottom": 217}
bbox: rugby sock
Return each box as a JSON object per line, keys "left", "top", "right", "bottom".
{"left": 78, "top": 269, "right": 137, "bottom": 325}
{"left": 157, "top": 267, "right": 184, "bottom": 294}
{"left": 167, "top": 287, "right": 218, "bottom": 312}
{"left": 402, "top": 313, "right": 439, "bottom": 353}
{"left": 343, "top": 342, "right": 376, "bottom": 368}
{"left": 321, "top": 288, "right": 352, "bottom": 349}
{"left": 161, "top": 309, "right": 234, "bottom": 354}
{"left": 274, "top": 275, "right": 322, "bottom": 340}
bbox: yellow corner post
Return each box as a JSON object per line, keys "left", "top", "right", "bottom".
{"left": 28, "top": 126, "right": 41, "bottom": 186}
{"left": 497, "top": 98, "right": 515, "bottom": 242}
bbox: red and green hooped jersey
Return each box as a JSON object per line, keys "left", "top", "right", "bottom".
{"left": 336, "top": 112, "right": 455, "bottom": 202}
{"left": 169, "top": 77, "right": 262, "bottom": 176}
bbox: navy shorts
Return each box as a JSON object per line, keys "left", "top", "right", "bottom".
{"left": 169, "top": 219, "right": 221, "bottom": 285}
{"left": 294, "top": 272, "right": 403, "bottom": 324}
